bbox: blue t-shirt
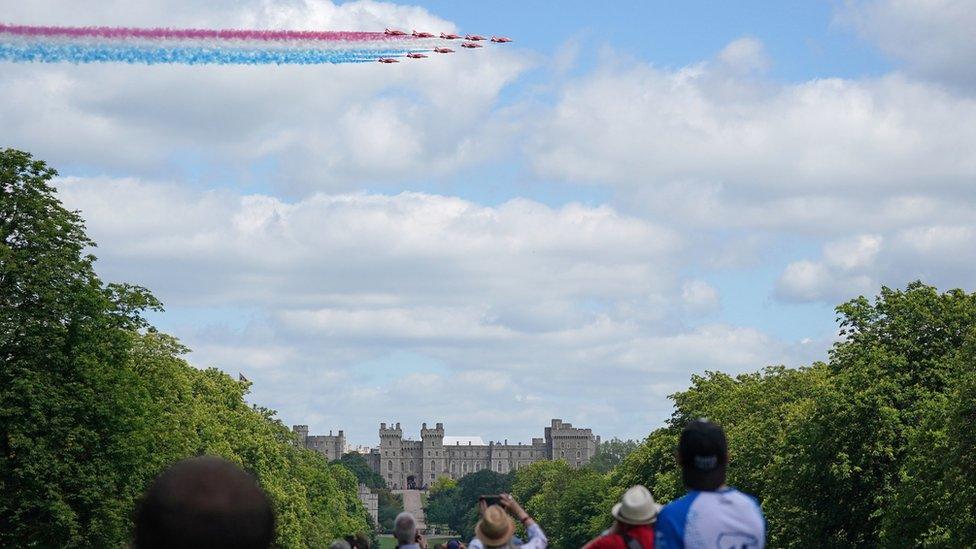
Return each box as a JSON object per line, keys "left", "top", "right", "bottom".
{"left": 654, "top": 488, "right": 765, "bottom": 549}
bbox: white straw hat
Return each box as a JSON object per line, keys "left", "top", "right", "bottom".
{"left": 611, "top": 485, "right": 661, "bottom": 525}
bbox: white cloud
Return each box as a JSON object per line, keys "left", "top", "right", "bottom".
{"left": 53, "top": 175, "right": 807, "bottom": 442}
{"left": 837, "top": 0, "right": 976, "bottom": 90}
{"left": 717, "top": 37, "right": 770, "bottom": 74}
{"left": 59, "top": 176, "right": 680, "bottom": 312}
{"left": 681, "top": 279, "right": 721, "bottom": 314}
{"left": 777, "top": 227, "right": 976, "bottom": 303}
{"left": 822, "top": 234, "right": 883, "bottom": 271}
{"left": 776, "top": 259, "right": 874, "bottom": 303}
{"left": 528, "top": 41, "right": 976, "bottom": 235}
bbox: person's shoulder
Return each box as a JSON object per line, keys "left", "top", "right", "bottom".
{"left": 658, "top": 491, "right": 700, "bottom": 520}
{"left": 587, "top": 533, "right": 623, "bottom": 549}
{"left": 723, "top": 488, "right": 764, "bottom": 513}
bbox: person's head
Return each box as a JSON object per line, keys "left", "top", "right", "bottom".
{"left": 475, "top": 505, "right": 516, "bottom": 548}
{"left": 330, "top": 540, "right": 352, "bottom": 549}
{"left": 446, "top": 540, "right": 461, "bottom": 549}
{"left": 611, "top": 485, "right": 661, "bottom": 526}
{"left": 677, "top": 419, "right": 729, "bottom": 491}
{"left": 346, "top": 532, "right": 370, "bottom": 549}
{"left": 394, "top": 512, "right": 417, "bottom": 545}
{"left": 134, "top": 456, "right": 275, "bottom": 549}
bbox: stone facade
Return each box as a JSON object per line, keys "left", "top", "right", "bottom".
{"left": 292, "top": 425, "right": 345, "bottom": 461}
{"left": 357, "top": 483, "right": 378, "bottom": 526}
{"left": 366, "top": 419, "right": 599, "bottom": 490}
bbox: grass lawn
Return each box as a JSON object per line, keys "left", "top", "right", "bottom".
{"left": 377, "top": 536, "right": 458, "bottom": 549}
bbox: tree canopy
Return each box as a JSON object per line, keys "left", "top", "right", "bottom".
{"left": 425, "top": 469, "right": 513, "bottom": 539}
{"left": 336, "top": 452, "right": 387, "bottom": 490}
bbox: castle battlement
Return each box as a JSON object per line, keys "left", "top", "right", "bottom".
{"left": 297, "top": 419, "right": 600, "bottom": 490}
{"left": 369, "top": 419, "right": 599, "bottom": 490}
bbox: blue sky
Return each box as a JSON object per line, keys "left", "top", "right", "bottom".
{"left": 422, "top": 1, "right": 891, "bottom": 80}
{"left": 3, "top": 0, "right": 976, "bottom": 445}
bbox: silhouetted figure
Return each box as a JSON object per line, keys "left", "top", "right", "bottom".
{"left": 134, "top": 456, "right": 275, "bottom": 549}
{"left": 346, "top": 531, "right": 371, "bottom": 549}
{"left": 655, "top": 419, "right": 765, "bottom": 548}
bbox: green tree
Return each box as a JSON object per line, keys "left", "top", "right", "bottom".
{"left": 0, "top": 149, "right": 372, "bottom": 547}
{"left": 764, "top": 284, "right": 976, "bottom": 547}
{"left": 586, "top": 438, "right": 640, "bottom": 473}
{"left": 878, "top": 338, "right": 976, "bottom": 547}
{"left": 426, "top": 470, "right": 513, "bottom": 539}
{"left": 335, "top": 452, "right": 387, "bottom": 490}
{"left": 512, "top": 461, "right": 609, "bottom": 548}
{"left": 1, "top": 148, "right": 162, "bottom": 546}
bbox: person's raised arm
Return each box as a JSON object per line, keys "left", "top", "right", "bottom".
{"left": 499, "top": 494, "right": 547, "bottom": 548}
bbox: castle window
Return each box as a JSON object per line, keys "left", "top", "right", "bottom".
{"left": 431, "top": 460, "right": 435, "bottom": 471}
{"left": 388, "top": 461, "right": 393, "bottom": 471}
{"left": 576, "top": 451, "right": 581, "bottom": 458}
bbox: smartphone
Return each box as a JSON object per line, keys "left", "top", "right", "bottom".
{"left": 480, "top": 494, "right": 502, "bottom": 507}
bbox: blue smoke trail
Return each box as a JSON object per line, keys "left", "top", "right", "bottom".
{"left": 0, "top": 43, "right": 414, "bottom": 65}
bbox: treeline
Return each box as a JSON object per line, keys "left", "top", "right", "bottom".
{"left": 430, "top": 284, "right": 976, "bottom": 548}
{"left": 0, "top": 149, "right": 371, "bottom": 547}
{"left": 424, "top": 440, "right": 639, "bottom": 545}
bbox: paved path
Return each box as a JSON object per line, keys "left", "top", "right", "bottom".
{"left": 401, "top": 489, "right": 427, "bottom": 531}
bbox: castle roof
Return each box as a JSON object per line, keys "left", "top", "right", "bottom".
{"left": 443, "top": 436, "right": 486, "bottom": 446}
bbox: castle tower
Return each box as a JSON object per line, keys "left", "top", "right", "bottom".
{"left": 293, "top": 425, "right": 309, "bottom": 445}
{"left": 421, "top": 422, "right": 445, "bottom": 487}
{"left": 379, "top": 422, "right": 404, "bottom": 488}
{"left": 545, "top": 418, "right": 596, "bottom": 468}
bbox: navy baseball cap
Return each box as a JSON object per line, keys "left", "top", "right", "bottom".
{"left": 678, "top": 419, "right": 728, "bottom": 490}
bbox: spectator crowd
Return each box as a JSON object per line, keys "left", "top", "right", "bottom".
{"left": 132, "top": 420, "right": 763, "bottom": 548}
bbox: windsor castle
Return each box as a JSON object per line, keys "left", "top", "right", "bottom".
{"left": 293, "top": 419, "right": 600, "bottom": 490}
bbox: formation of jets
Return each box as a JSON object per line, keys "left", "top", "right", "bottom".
{"left": 380, "top": 28, "right": 511, "bottom": 64}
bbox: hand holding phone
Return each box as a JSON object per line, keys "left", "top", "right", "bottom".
{"left": 479, "top": 494, "right": 502, "bottom": 507}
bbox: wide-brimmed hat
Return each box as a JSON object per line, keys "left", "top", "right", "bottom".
{"left": 475, "top": 505, "right": 516, "bottom": 548}
{"left": 611, "top": 485, "right": 661, "bottom": 525}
